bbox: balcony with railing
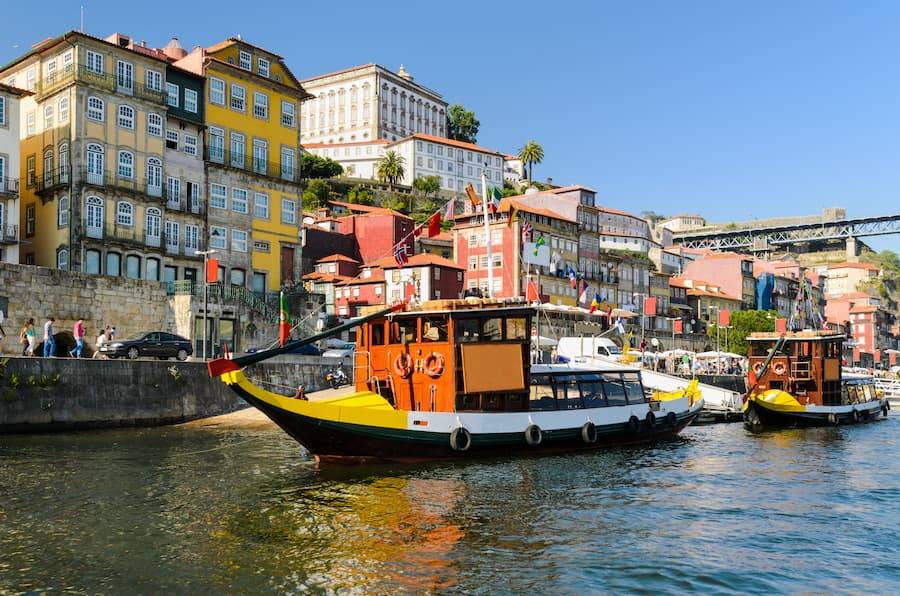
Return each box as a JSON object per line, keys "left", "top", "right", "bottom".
{"left": 0, "top": 225, "right": 19, "bottom": 244}
{"left": 82, "top": 169, "right": 166, "bottom": 199}
{"left": 36, "top": 65, "right": 166, "bottom": 103}
{"left": 204, "top": 147, "right": 299, "bottom": 183}
{"left": 165, "top": 196, "right": 206, "bottom": 215}
{"left": 35, "top": 168, "right": 70, "bottom": 194}
{"left": 0, "top": 177, "right": 19, "bottom": 198}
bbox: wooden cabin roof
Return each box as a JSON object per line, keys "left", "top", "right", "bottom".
{"left": 748, "top": 330, "right": 844, "bottom": 341}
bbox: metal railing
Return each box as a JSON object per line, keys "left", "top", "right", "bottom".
{"left": 35, "top": 168, "right": 70, "bottom": 193}
{"left": 82, "top": 169, "right": 167, "bottom": 199}
{"left": 204, "top": 147, "right": 299, "bottom": 183}
{"left": 791, "top": 360, "right": 812, "bottom": 380}
{"left": 0, "top": 225, "right": 18, "bottom": 244}
{"left": 0, "top": 177, "right": 19, "bottom": 197}
{"left": 167, "top": 281, "right": 306, "bottom": 326}
{"left": 37, "top": 65, "right": 166, "bottom": 104}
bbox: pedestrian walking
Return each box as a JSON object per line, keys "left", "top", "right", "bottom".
{"left": 70, "top": 318, "right": 86, "bottom": 358}
{"left": 93, "top": 327, "right": 110, "bottom": 359}
{"left": 19, "top": 318, "right": 36, "bottom": 356}
{"left": 43, "top": 317, "right": 56, "bottom": 358}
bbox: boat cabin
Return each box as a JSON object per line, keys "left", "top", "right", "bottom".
{"left": 748, "top": 331, "right": 844, "bottom": 406}
{"left": 354, "top": 299, "right": 649, "bottom": 414}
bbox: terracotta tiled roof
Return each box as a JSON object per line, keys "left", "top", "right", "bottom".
{"left": 0, "top": 82, "right": 32, "bottom": 96}
{"left": 389, "top": 133, "right": 503, "bottom": 156}
{"left": 328, "top": 200, "right": 409, "bottom": 218}
{"left": 547, "top": 184, "right": 598, "bottom": 194}
{"left": 500, "top": 197, "right": 577, "bottom": 223}
{"left": 422, "top": 231, "right": 453, "bottom": 242}
{"left": 316, "top": 254, "right": 358, "bottom": 264}
{"left": 850, "top": 305, "right": 877, "bottom": 314}
{"left": 375, "top": 253, "right": 463, "bottom": 270}
{"left": 828, "top": 261, "right": 880, "bottom": 271}
{"left": 670, "top": 276, "right": 740, "bottom": 300}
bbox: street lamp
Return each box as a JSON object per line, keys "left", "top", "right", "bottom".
{"left": 195, "top": 249, "right": 217, "bottom": 360}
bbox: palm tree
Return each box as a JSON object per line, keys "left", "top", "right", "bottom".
{"left": 376, "top": 150, "right": 406, "bottom": 191}
{"left": 518, "top": 140, "right": 544, "bottom": 184}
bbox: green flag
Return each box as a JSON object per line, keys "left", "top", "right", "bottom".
{"left": 534, "top": 234, "right": 545, "bottom": 256}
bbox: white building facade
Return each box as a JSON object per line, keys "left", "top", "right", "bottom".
{"left": 303, "top": 139, "right": 387, "bottom": 179}
{"left": 300, "top": 64, "right": 447, "bottom": 146}
{"left": 387, "top": 134, "right": 504, "bottom": 195}
{"left": 0, "top": 83, "right": 27, "bottom": 263}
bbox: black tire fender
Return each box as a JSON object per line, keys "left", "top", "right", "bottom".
{"left": 666, "top": 411, "right": 678, "bottom": 429}
{"left": 852, "top": 409, "right": 860, "bottom": 423}
{"left": 828, "top": 412, "right": 838, "bottom": 426}
{"left": 449, "top": 427, "right": 471, "bottom": 452}
{"left": 627, "top": 415, "right": 640, "bottom": 434}
{"left": 644, "top": 411, "right": 656, "bottom": 431}
{"left": 524, "top": 424, "right": 542, "bottom": 446}
{"left": 581, "top": 421, "right": 597, "bottom": 444}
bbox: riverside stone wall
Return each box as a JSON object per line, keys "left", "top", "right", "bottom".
{"left": 0, "top": 355, "right": 349, "bottom": 432}
{"left": 0, "top": 262, "right": 169, "bottom": 355}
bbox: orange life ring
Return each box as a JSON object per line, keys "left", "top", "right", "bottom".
{"left": 424, "top": 352, "right": 445, "bottom": 378}
{"left": 773, "top": 362, "right": 786, "bottom": 376}
{"left": 752, "top": 362, "right": 764, "bottom": 376}
{"left": 393, "top": 353, "right": 413, "bottom": 378}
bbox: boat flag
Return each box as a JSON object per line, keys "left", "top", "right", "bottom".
{"left": 615, "top": 317, "right": 626, "bottom": 335}
{"left": 443, "top": 197, "right": 455, "bottom": 221}
{"left": 605, "top": 306, "right": 614, "bottom": 328}
{"left": 533, "top": 234, "right": 545, "bottom": 256}
{"left": 465, "top": 183, "right": 480, "bottom": 208}
{"left": 578, "top": 281, "right": 589, "bottom": 305}
{"left": 278, "top": 291, "right": 290, "bottom": 347}
{"left": 427, "top": 212, "right": 441, "bottom": 238}
{"left": 507, "top": 204, "right": 518, "bottom": 228}
{"left": 526, "top": 278, "right": 540, "bottom": 302}
{"left": 568, "top": 266, "right": 577, "bottom": 289}
{"left": 590, "top": 293, "right": 600, "bottom": 313}
{"left": 489, "top": 186, "right": 502, "bottom": 214}
{"left": 206, "top": 257, "right": 218, "bottom": 283}
{"left": 413, "top": 224, "right": 423, "bottom": 238}
{"left": 393, "top": 242, "right": 408, "bottom": 268}
{"left": 521, "top": 221, "right": 532, "bottom": 246}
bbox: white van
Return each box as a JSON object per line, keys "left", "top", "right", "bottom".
{"left": 558, "top": 337, "right": 623, "bottom": 362}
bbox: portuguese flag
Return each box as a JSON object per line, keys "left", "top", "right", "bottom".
{"left": 279, "top": 291, "right": 290, "bottom": 347}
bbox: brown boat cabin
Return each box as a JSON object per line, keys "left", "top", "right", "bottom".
{"left": 748, "top": 331, "right": 843, "bottom": 406}
{"left": 354, "top": 300, "right": 534, "bottom": 413}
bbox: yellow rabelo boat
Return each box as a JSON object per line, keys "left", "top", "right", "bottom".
{"left": 208, "top": 299, "right": 703, "bottom": 463}
{"left": 743, "top": 330, "right": 889, "bottom": 431}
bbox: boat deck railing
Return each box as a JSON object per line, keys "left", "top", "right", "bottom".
{"left": 875, "top": 377, "right": 900, "bottom": 397}
{"left": 791, "top": 360, "right": 812, "bottom": 380}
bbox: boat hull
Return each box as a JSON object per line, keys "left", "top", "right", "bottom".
{"left": 228, "top": 378, "right": 702, "bottom": 464}
{"left": 744, "top": 391, "right": 888, "bottom": 431}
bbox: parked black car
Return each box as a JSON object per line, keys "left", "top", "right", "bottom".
{"left": 100, "top": 331, "right": 193, "bottom": 361}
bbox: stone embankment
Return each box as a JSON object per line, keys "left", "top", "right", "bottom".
{"left": 0, "top": 355, "right": 349, "bottom": 432}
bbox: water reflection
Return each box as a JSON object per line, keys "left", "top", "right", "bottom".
{"left": 1, "top": 417, "right": 898, "bottom": 593}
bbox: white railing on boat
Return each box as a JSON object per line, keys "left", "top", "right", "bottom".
{"left": 875, "top": 378, "right": 900, "bottom": 398}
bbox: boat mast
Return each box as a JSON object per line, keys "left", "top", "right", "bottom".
{"left": 481, "top": 170, "right": 494, "bottom": 298}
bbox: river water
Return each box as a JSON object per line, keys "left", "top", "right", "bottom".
{"left": 1, "top": 414, "right": 898, "bottom": 594}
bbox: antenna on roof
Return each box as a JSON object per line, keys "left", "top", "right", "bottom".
{"left": 80, "top": 5, "right": 84, "bottom": 32}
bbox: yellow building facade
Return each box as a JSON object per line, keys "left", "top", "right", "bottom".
{"left": 1, "top": 32, "right": 175, "bottom": 277}
{"left": 176, "top": 38, "right": 311, "bottom": 292}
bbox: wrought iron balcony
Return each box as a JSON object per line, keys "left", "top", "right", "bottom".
{"left": 0, "top": 225, "right": 18, "bottom": 244}
{"left": 37, "top": 65, "right": 166, "bottom": 103}
{"left": 204, "top": 147, "right": 300, "bottom": 183}
{"left": 35, "top": 168, "right": 71, "bottom": 194}
{"left": 0, "top": 177, "right": 19, "bottom": 198}
{"left": 81, "top": 169, "right": 167, "bottom": 199}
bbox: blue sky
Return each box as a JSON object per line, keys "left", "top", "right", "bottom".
{"left": 3, "top": 0, "right": 898, "bottom": 251}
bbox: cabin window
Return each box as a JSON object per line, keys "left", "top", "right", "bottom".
{"left": 623, "top": 372, "right": 645, "bottom": 404}
{"left": 529, "top": 375, "right": 557, "bottom": 411}
{"left": 371, "top": 323, "right": 386, "bottom": 346}
{"left": 602, "top": 373, "right": 628, "bottom": 406}
{"left": 578, "top": 375, "right": 607, "bottom": 408}
{"left": 390, "top": 319, "right": 417, "bottom": 344}
{"left": 506, "top": 317, "right": 527, "bottom": 340}
{"left": 422, "top": 316, "right": 448, "bottom": 342}
{"left": 554, "top": 376, "right": 584, "bottom": 410}
{"left": 455, "top": 318, "right": 481, "bottom": 343}
{"left": 482, "top": 318, "right": 503, "bottom": 341}
{"left": 750, "top": 343, "right": 769, "bottom": 357}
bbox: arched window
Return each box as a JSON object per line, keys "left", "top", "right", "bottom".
{"left": 116, "top": 201, "right": 133, "bottom": 226}
{"left": 57, "top": 247, "right": 69, "bottom": 270}
{"left": 106, "top": 252, "right": 121, "bottom": 277}
{"left": 145, "top": 207, "right": 161, "bottom": 245}
{"left": 87, "top": 96, "right": 104, "bottom": 121}
{"left": 117, "top": 105, "right": 134, "bottom": 129}
{"left": 147, "top": 113, "right": 162, "bottom": 136}
{"left": 146, "top": 157, "right": 162, "bottom": 196}
{"left": 86, "top": 143, "right": 104, "bottom": 185}
{"left": 58, "top": 142, "right": 70, "bottom": 181}
{"left": 43, "top": 149, "right": 53, "bottom": 185}
{"left": 125, "top": 254, "right": 141, "bottom": 279}
{"left": 85, "top": 195, "right": 104, "bottom": 238}
{"left": 117, "top": 150, "right": 134, "bottom": 179}
{"left": 57, "top": 195, "right": 69, "bottom": 227}
{"left": 58, "top": 96, "right": 69, "bottom": 123}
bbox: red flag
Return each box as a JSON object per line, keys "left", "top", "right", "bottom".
{"left": 427, "top": 212, "right": 440, "bottom": 238}
{"left": 775, "top": 318, "right": 787, "bottom": 333}
{"left": 413, "top": 225, "right": 423, "bottom": 238}
{"left": 890, "top": 352, "right": 897, "bottom": 365}
{"left": 853, "top": 347, "right": 860, "bottom": 363}
{"left": 875, "top": 351, "right": 881, "bottom": 364}
{"left": 526, "top": 279, "right": 540, "bottom": 302}
{"left": 644, "top": 297, "right": 657, "bottom": 317}
{"left": 206, "top": 258, "right": 219, "bottom": 283}
{"left": 673, "top": 319, "right": 683, "bottom": 334}
{"left": 278, "top": 291, "right": 290, "bottom": 347}
{"left": 405, "top": 281, "right": 416, "bottom": 302}
{"left": 718, "top": 309, "right": 730, "bottom": 327}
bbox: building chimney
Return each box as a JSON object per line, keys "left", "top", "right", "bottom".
{"left": 162, "top": 36, "right": 188, "bottom": 60}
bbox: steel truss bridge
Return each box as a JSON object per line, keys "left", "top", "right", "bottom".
{"left": 673, "top": 214, "right": 900, "bottom": 252}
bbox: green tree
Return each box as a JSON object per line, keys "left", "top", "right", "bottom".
{"left": 640, "top": 210, "right": 666, "bottom": 224}
{"left": 347, "top": 185, "right": 375, "bottom": 205}
{"left": 707, "top": 309, "right": 776, "bottom": 356}
{"left": 381, "top": 193, "right": 408, "bottom": 214}
{"left": 412, "top": 175, "right": 440, "bottom": 213}
{"left": 500, "top": 179, "right": 520, "bottom": 198}
{"left": 302, "top": 178, "right": 331, "bottom": 211}
{"left": 518, "top": 140, "right": 544, "bottom": 184}
{"left": 446, "top": 104, "right": 480, "bottom": 143}
{"left": 300, "top": 153, "right": 343, "bottom": 178}
{"left": 375, "top": 150, "right": 406, "bottom": 191}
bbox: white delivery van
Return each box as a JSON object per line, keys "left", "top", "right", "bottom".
{"left": 558, "top": 337, "right": 623, "bottom": 362}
